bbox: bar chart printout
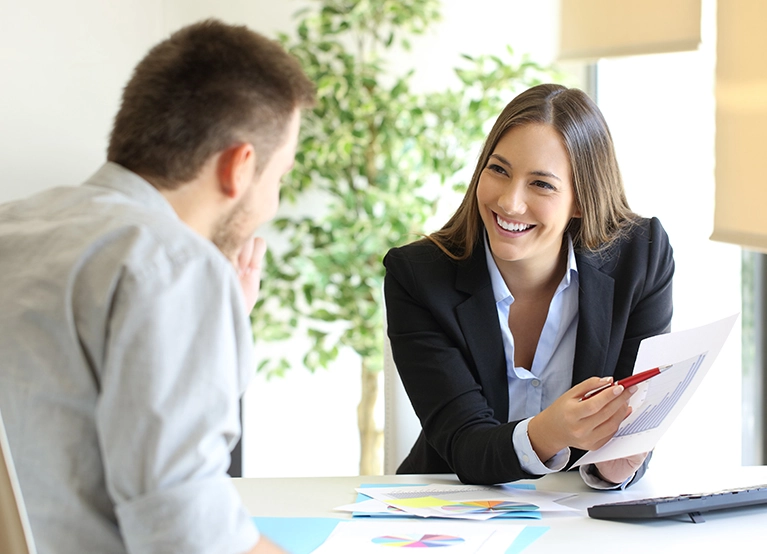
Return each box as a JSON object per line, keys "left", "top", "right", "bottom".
{"left": 615, "top": 354, "right": 706, "bottom": 437}
{"left": 573, "top": 313, "right": 738, "bottom": 467}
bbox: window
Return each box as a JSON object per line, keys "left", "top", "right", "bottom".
{"left": 595, "top": 39, "right": 743, "bottom": 470}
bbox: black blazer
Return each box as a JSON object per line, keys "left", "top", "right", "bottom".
{"left": 383, "top": 217, "right": 674, "bottom": 485}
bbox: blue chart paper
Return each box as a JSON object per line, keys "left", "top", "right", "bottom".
{"left": 252, "top": 517, "right": 341, "bottom": 554}
{"left": 506, "top": 526, "right": 549, "bottom": 554}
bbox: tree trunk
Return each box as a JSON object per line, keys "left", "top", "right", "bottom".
{"left": 358, "top": 361, "right": 383, "bottom": 475}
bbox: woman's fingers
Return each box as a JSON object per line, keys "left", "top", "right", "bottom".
{"left": 529, "top": 377, "right": 638, "bottom": 459}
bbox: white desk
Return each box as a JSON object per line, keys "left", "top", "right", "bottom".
{"left": 233, "top": 466, "right": 767, "bottom": 552}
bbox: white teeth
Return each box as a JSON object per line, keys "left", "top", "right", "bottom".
{"left": 496, "top": 215, "right": 532, "bottom": 232}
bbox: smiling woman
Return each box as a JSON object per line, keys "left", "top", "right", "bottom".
{"left": 383, "top": 83, "right": 674, "bottom": 487}
{"left": 477, "top": 123, "right": 579, "bottom": 278}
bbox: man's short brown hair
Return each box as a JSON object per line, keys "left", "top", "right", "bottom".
{"left": 107, "top": 19, "right": 315, "bottom": 189}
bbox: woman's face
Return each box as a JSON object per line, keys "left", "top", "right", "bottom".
{"left": 476, "top": 123, "right": 580, "bottom": 276}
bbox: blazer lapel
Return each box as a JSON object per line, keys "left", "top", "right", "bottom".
{"left": 454, "top": 249, "right": 509, "bottom": 422}
{"left": 573, "top": 252, "right": 615, "bottom": 385}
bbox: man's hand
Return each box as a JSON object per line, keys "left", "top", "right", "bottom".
{"left": 235, "top": 237, "right": 267, "bottom": 312}
{"left": 528, "top": 376, "right": 637, "bottom": 462}
{"left": 594, "top": 452, "right": 649, "bottom": 485}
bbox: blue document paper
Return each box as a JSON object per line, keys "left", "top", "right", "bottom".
{"left": 252, "top": 517, "right": 342, "bottom": 554}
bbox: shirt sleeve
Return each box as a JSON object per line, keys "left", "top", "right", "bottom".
{"left": 579, "top": 464, "right": 632, "bottom": 490}
{"left": 94, "top": 250, "right": 258, "bottom": 554}
{"left": 512, "top": 418, "right": 569, "bottom": 475}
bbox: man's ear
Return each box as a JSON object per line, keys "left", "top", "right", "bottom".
{"left": 217, "top": 143, "right": 257, "bottom": 199}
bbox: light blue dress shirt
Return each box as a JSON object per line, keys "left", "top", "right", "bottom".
{"left": 484, "top": 236, "right": 631, "bottom": 489}
{"left": 483, "top": 235, "right": 578, "bottom": 475}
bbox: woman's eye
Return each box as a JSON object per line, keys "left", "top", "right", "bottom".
{"left": 487, "top": 163, "right": 507, "bottom": 175}
{"left": 533, "top": 180, "right": 555, "bottom": 191}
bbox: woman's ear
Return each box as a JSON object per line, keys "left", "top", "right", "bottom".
{"left": 217, "top": 143, "right": 257, "bottom": 199}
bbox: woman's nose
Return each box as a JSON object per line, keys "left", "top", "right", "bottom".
{"left": 497, "top": 183, "right": 527, "bottom": 215}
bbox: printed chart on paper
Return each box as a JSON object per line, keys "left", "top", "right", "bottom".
{"left": 615, "top": 353, "right": 706, "bottom": 437}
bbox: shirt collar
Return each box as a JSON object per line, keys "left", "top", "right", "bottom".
{"left": 83, "top": 162, "right": 179, "bottom": 219}
{"left": 483, "top": 233, "right": 579, "bottom": 303}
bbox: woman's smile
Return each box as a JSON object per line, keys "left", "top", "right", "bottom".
{"left": 495, "top": 213, "right": 535, "bottom": 234}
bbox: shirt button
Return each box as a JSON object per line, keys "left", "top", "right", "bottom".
{"left": 531, "top": 379, "right": 541, "bottom": 387}
{"left": 522, "top": 455, "right": 530, "bottom": 463}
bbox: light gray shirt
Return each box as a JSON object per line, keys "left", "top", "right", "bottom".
{"left": 0, "top": 163, "right": 259, "bottom": 553}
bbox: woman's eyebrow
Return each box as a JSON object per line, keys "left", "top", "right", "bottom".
{"left": 530, "top": 169, "right": 561, "bottom": 182}
{"left": 489, "top": 153, "right": 511, "bottom": 167}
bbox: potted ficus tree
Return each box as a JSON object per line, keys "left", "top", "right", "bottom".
{"left": 251, "top": 0, "right": 559, "bottom": 474}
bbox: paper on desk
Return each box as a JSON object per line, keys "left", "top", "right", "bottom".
{"left": 251, "top": 517, "right": 342, "bottom": 554}
{"left": 574, "top": 314, "right": 738, "bottom": 467}
{"left": 351, "top": 483, "right": 576, "bottom": 520}
{"left": 342, "top": 483, "right": 424, "bottom": 518}
{"left": 336, "top": 496, "right": 543, "bottom": 520}
{"left": 337, "top": 496, "right": 408, "bottom": 516}
{"left": 339, "top": 483, "right": 542, "bottom": 520}
{"left": 310, "top": 519, "right": 528, "bottom": 553}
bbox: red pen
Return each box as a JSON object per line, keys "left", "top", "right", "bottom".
{"left": 581, "top": 365, "right": 673, "bottom": 400}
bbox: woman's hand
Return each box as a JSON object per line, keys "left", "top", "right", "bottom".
{"left": 234, "top": 236, "right": 267, "bottom": 312}
{"left": 594, "top": 452, "right": 649, "bottom": 485}
{"left": 527, "top": 376, "right": 637, "bottom": 462}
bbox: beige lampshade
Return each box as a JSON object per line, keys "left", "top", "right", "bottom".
{"left": 710, "top": 0, "right": 767, "bottom": 252}
{"left": 559, "top": 0, "right": 702, "bottom": 60}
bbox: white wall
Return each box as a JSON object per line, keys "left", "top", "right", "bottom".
{"left": 0, "top": 0, "right": 163, "bottom": 202}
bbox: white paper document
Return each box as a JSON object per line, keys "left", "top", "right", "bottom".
{"left": 311, "top": 519, "right": 528, "bottom": 553}
{"left": 335, "top": 495, "right": 545, "bottom": 520}
{"left": 574, "top": 314, "right": 738, "bottom": 467}
{"left": 346, "top": 483, "right": 576, "bottom": 520}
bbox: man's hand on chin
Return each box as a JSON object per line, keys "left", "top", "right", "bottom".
{"left": 235, "top": 237, "right": 267, "bottom": 312}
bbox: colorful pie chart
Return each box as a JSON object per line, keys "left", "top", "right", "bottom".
{"left": 371, "top": 534, "right": 465, "bottom": 547}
